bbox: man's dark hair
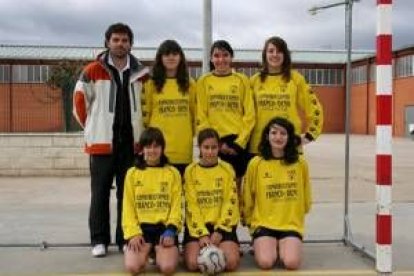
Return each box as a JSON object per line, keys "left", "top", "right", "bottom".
{"left": 104, "top": 23, "right": 134, "bottom": 48}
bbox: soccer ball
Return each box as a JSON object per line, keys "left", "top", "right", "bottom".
{"left": 197, "top": 245, "right": 226, "bottom": 275}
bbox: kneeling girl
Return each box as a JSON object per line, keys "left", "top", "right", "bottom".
{"left": 122, "top": 127, "right": 182, "bottom": 275}
{"left": 242, "top": 117, "right": 312, "bottom": 270}
{"left": 183, "top": 128, "right": 240, "bottom": 272}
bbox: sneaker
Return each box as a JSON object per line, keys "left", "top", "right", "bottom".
{"left": 148, "top": 250, "right": 156, "bottom": 265}
{"left": 91, "top": 244, "right": 107, "bottom": 257}
{"left": 148, "top": 256, "right": 156, "bottom": 265}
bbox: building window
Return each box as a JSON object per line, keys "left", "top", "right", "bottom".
{"left": 187, "top": 65, "right": 344, "bottom": 86}
{"left": 189, "top": 66, "right": 202, "bottom": 80}
{"left": 10, "top": 65, "right": 50, "bottom": 83}
{"left": 395, "top": 55, "right": 413, "bottom": 78}
{"left": 12, "top": 65, "right": 28, "bottom": 83}
{"left": 351, "top": 65, "right": 367, "bottom": 84}
{"left": 369, "top": 64, "right": 376, "bottom": 82}
{"left": 297, "top": 68, "right": 343, "bottom": 86}
{"left": 236, "top": 66, "right": 260, "bottom": 77}
{"left": 0, "top": 65, "right": 11, "bottom": 83}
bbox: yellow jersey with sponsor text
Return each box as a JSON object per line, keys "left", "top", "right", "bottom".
{"left": 143, "top": 78, "right": 196, "bottom": 164}
{"left": 184, "top": 160, "right": 240, "bottom": 238}
{"left": 242, "top": 156, "right": 311, "bottom": 236}
{"left": 122, "top": 165, "right": 182, "bottom": 239}
{"left": 196, "top": 72, "right": 255, "bottom": 148}
{"left": 249, "top": 70, "right": 323, "bottom": 153}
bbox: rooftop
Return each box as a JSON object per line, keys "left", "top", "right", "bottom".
{"left": 0, "top": 44, "right": 375, "bottom": 64}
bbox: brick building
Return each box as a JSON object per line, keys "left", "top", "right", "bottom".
{"left": 1, "top": 44, "right": 414, "bottom": 136}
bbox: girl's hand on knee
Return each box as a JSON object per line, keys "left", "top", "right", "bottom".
{"left": 198, "top": 235, "right": 211, "bottom": 247}
{"left": 160, "top": 228, "right": 176, "bottom": 247}
{"left": 128, "top": 235, "right": 145, "bottom": 252}
{"left": 160, "top": 236, "right": 175, "bottom": 247}
{"left": 210, "top": 231, "right": 223, "bottom": 246}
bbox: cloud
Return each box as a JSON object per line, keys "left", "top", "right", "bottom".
{"left": 0, "top": 0, "right": 412, "bottom": 50}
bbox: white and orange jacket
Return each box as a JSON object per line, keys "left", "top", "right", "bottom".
{"left": 73, "top": 51, "right": 149, "bottom": 154}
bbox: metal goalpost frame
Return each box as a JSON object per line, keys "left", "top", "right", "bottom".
{"left": 306, "top": 0, "right": 377, "bottom": 260}
{"left": 0, "top": 2, "right": 393, "bottom": 273}
{"left": 305, "top": 0, "right": 393, "bottom": 272}
{"left": 375, "top": 0, "right": 393, "bottom": 273}
{"left": 342, "top": 1, "right": 393, "bottom": 273}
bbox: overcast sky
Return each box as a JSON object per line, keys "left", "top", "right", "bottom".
{"left": 0, "top": 0, "right": 412, "bottom": 51}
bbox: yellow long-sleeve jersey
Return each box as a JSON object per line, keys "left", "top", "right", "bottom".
{"left": 184, "top": 160, "right": 240, "bottom": 238}
{"left": 122, "top": 165, "right": 182, "bottom": 240}
{"left": 143, "top": 78, "right": 196, "bottom": 164}
{"left": 196, "top": 72, "right": 255, "bottom": 149}
{"left": 249, "top": 71, "right": 324, "bottom": 154}
{"left": 242, "top": 156, "right": 312, "bottom": 236}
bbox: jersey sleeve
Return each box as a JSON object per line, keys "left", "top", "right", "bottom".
{"left": 142, "top": 80, "right": 153, "bottom": 127}
{"left": 296, "top": 72, "right": 324, "bottom": 141}
{"left": 184, "top": 165, "right": 210, "bottom": 238}
{"left": 216, "top": 164, "right": 240, "bottom": 232}
{"left": 72, "top": 69, "right": 92, "bottom": 128}
{"left": 241, "top": 157, "right": 259, "bottom": 227}
{"left": 122, "top": 168, "right": 143, "bottom": 239}
{"left": 196, "top": 76, "right": 211, "bottom": 133}
{"left": 166, "top": 167, "right": 183, "bottom": 231}
{"left": 301, "top": 158, "right": 312, "bottom": 213}
{"left": 234, "top": 74, "right": 256, "bottom": 148}
{"left": 189, "top": 78, "right": 197, "bottom": 134}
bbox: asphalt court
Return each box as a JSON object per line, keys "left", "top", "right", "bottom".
{"left": 0, "top": 134, "right": 413, "bottom": 274}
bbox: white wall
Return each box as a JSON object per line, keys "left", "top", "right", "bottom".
{"left": 0, "top": 133, "right": 88, "bottom": 176}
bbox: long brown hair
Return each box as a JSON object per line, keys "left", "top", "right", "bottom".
{"left": 259, "top": 36, "right": 291, "bottom": 82}
{"left": 152, "top": 39, "right": 190, "bottom": 93}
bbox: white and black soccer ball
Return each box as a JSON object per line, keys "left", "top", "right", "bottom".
{"left": 197, "top": 245, "right": 226, "bottom": 275}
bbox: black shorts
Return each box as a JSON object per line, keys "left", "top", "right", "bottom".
{"left": 182, "top": 223, "right": 239, "bottom": 245}
{"left": 252, "top": 227, "right": 303, "bottom": 241}
{"left": 128, "top": 223, "right": 179, "bottom": 246}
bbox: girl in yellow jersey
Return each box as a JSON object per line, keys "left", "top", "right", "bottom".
{"left": 123, "top": 127, "right": 182, "bottom": 275}
{"left": 249, "top": 36, "right": 323, "bottom": 154}
{"left": 196, "top": 40, "right": 255, "bottom": 180}
{"left": 242, "top": 117, "right": 312, "bottom": 270}
{"left": 183, "top": 128, "right": 240, "bottom": 272}
{"left": 143, "top": 40, "right": 196, "bottom": 175}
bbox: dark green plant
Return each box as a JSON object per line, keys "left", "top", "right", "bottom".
{"left": 47, "top": 60, "right": 83, "bottom": 131}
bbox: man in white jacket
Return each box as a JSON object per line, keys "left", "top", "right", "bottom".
{"left": 73, "top": 22, "right": 149, "bottom": 257}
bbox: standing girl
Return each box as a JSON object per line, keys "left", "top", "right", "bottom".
{"left": 196, "top": 40, "right": 255, "bottom": 181}
{"left": 242, "top": 117, "right": 312, "bottom": 270}
{"left": 144, "top": 39, "right": 196, "bottom": 175}
{"left": 183, "top": 128, "right": 240, "bottom": 272}
{"left": 249, "top": 36, "right": 323, "bottom": 155}
{"left": 122, "top": 127, "right": 182, "bottom": 275}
